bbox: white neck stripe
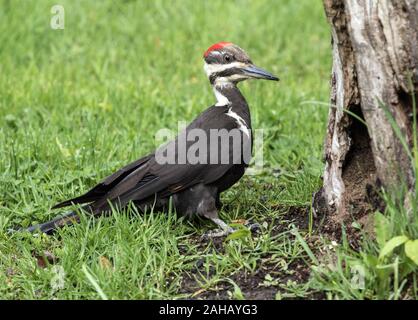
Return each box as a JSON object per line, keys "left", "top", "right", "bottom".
{"left": 226, "top": 107, "right": 250, "bottom": 138}
{"left": 213, "top": 87, "right": 230, "bottom": 106}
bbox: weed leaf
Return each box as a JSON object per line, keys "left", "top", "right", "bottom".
{"left": 226, "top": 228, "right": 251, "bottom": 241}
{"left": 405, "top": 239, "right": 418, "bottom": 265}
{"left": 379, "top": 235, "right": 409, "bottom": 260}
{"left": 56, "top": 137, "right": 71, "bottom": 158}
{"left": 374, "top": 212, "right": 390, "bottom": 249}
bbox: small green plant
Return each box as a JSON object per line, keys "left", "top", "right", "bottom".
{"left": 261, "top": 274, "right": 279, "bottom": 287}
{"left": 308, "top": 79, "right": 418, "bottom": 300}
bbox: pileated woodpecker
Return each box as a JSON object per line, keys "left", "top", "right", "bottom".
{"left": 24, "top": 42, "right": 278, "bottom": 237}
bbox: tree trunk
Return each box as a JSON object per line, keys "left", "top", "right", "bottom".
{"left": 314, "top": 0, "right": 418, "bottom": 234}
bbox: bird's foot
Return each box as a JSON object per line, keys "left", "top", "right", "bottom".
{"left": 201, "top": 228, "right": 234, "bottom": 240}
{"left": 201, "top": 220, "right": 261, "bottom": 240}
{"left": 201, "top": 217, "right": 235, "bottom": 240}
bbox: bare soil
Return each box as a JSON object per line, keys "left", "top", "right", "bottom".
{"left": 179, "top": 206, "right": 324, "bottom": 300}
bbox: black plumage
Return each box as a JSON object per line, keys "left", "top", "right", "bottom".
{"left": 25, "top": 42, "right": 278, "bottom": 236}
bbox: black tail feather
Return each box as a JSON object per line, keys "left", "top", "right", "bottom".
{"left": 23, "top": 211, "right": 80, "bottom": 235}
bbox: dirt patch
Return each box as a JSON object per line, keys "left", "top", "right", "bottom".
{"left": 32, "top": 250, "right": 57, "bottom": 268}
{"left": 270, "top": 205, "right": 314, "bottom": 231}
{"left": 179, "top": 256, "right": 313, "bottom": 300}
{"left": 178, "top": 206, "right": 323, "bottom": 300}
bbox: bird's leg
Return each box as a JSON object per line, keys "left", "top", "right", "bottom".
{"left": 212, "top": 217, "right": 235, "bottom": 233}
{"left": 215, "top": 194, "right": 223, "bottom": 209}
{"left": 201, "top": 217, "right": 235, "bottom": 239}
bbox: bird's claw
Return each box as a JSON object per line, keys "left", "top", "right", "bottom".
{"left": 201, "top": 228, "right": 233, "bottom": 240}
{"left": 201, "top": 221, "right": 262, "bottom": 241}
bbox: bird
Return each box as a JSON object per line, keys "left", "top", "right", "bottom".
{"left": 23, "top": 42, "right": 279, "bottom": 237}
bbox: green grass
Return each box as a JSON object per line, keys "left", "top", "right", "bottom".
{"left": 309, "top": 184, "right": 418, "bottom": 300}
{"left": 0, "top": 0, "right": 332, "bottom": 299}
{"left": 308, "top": 96, "right": 418, "bottom": 300}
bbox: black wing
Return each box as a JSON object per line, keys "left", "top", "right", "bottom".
{"left": 52, "top": 155, "right": 152, "bottom": 209}
{"left": 54, "top": 105, "right": 249, "bottom": 213}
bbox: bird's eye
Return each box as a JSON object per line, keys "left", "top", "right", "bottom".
{"left": 224, "top": 54, "right": 231, "bottom": 62}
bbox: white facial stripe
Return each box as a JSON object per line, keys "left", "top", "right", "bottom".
{"left": 226, "top": 107, "right": 250, "bottom": 138}
{"left": 214, "top": 74, "right": 247, "bottom": 86}
{"left": 204, "top": 61, "right": 248, "bottom": 107}
{"left": 204, "top": 62, "right": 246, "bottom": 78}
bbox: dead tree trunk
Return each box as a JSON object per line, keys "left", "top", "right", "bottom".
{"left": 314, "top": 0, "right": 418, "bottom": 234}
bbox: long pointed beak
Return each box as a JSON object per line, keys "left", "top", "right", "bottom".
{"left": 241, "top": 64, "right": 279, "bottom": 81}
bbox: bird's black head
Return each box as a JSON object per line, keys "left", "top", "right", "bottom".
{"left": 203, "top": 42, "right": 279, "bottom": 85}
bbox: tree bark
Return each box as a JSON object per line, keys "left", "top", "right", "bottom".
{"left": 314, "top": 0, "right": 418, "bottom": 233}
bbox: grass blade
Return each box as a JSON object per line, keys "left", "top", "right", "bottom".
{"left": 82, "top": 264, "right": 109, "bottom": 300}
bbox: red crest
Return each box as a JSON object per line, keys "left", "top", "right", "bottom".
{"left": 204, "top": 42, "right": 232, "bottom": 57}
